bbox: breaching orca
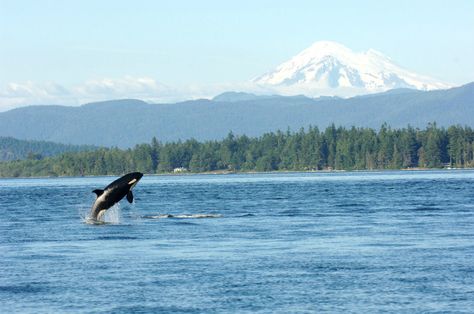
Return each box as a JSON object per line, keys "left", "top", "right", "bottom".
{"left": 89, "top": 172, "right": 143, "bottom": 221}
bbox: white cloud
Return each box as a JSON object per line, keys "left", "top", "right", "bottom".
{"left": 73, "top": 76, "right": 176, "bottom": 104}
{"left": 2, "top": 81, "right": 72, "bottom": 98}
{"left": 0, "top": 81, "right": 79, "bottom": 111}
{"left": 173, "top": 81, "right": 273, "bottom": 101}
{"left": 75, "top": 76, "right": 165, "bottom": 97}
{"left": 0, "top": 76, "right": 380, "bottom": 112}
{"left": 0, "top": 77, "right": 179, "bottom": 111}
{"left": 0, "top": 77, "right": 273, "bottom": 112}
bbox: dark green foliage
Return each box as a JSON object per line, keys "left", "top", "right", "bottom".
{"left": 0, "top": 137, "right": 97, "bottom": 161}
{"left": 0, "top": 124, "right": 473, "bottom": 177}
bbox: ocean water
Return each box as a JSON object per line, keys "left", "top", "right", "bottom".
{"left": 1, "top": 170, "right": 473, "bottom": 313}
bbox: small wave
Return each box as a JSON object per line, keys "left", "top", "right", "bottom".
{"left": 413, "top": 206, "right": 444, "bottom": 211}
{"left": 237, "top": 213, "right": 255, "bottom": 218}
{"left": 96, "top": 236, "right": 137, "bottom": 240}
{"left": 278, "top": 211, "right": 301, "bottom": 217}
{"left": 0, "top": 283, "right": 45, "bottom": 294}
{"left": 143, "top": 214, "right": 222, "bottom": 219}
{"left": 334, "top": 203, "right": 365, "bottom": 208}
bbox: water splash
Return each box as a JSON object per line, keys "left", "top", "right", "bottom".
{"left": 101, "top": 203, "right": 122, "bottom": 224}
{"left": 80, "top": 203, "right": 122, "bottom": 225}
{"left": 78, "top": 204, "right": 89, "bottom": 222}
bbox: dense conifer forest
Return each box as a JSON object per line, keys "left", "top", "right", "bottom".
{"left": 0, "top": 137, "right": 97, "bottom": 161}
{"left": 0, "top": 124, "right": 473, "bottom": 177}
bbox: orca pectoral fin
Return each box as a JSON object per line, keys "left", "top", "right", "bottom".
{"left": 93, "top": 189, "right": 104, "bottom": 197}
{"left": 126, "top": 191, "right": 134, "bottom": 203}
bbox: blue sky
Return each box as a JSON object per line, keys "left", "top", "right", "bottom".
{"left": 0, "top": 0, "right": 473, "bottom": 109}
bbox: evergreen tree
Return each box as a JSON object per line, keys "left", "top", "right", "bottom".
{"left": 2, "top": 123, "right": 474, "bottom": 177}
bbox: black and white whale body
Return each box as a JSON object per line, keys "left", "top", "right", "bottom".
{"left": 89, "top": 172, "right": 143, "bottom": 221}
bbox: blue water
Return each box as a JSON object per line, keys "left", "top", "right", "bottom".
{"left": 1, "top": 171, "right": 473, "bottom": 313}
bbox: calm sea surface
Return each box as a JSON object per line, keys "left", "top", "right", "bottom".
{"left": 1, "top": 171, "right": 473, "bottom": 313}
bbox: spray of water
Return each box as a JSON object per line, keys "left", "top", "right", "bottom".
{"left": 79, "top": 203, "right": 122, "bottom": 225}
{"left": 101, "top": 203, "right": 122, "bottom": 224}
{"left": 78, "top": 204, "right": 89, "bottom": 222}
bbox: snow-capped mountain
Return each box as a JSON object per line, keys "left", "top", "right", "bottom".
{"left": 253, "top": 41, "right": 451, "bottom": 97}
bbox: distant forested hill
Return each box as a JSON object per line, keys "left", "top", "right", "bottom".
{"left": 0, "top": 83, "right": 472, "bottom": 148}
{"left": 0, "top": 137, "right": 97, "bottom": 161}
{"left": 1, "top": 124, "right": 473, "bottom": 177}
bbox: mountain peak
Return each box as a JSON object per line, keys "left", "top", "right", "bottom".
{"left": 253, "top": 41, "right": 451, "bottom": 97}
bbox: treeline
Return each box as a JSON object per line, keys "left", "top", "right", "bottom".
{"left": 0, "top": 124, "right": 473, "bottom": 177}
{"left": 0, "top": 136, "right": 97, "bottom": 161}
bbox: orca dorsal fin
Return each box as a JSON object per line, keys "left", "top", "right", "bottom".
{"left": 126, "top": 191, "right": 134, "bottom": 203}
{"left": 92, "top": 189, "right": 104, "bottom": 197}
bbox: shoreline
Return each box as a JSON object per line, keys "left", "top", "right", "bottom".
{"left": 0, "top": 167, "right": 472, "bottom": 180}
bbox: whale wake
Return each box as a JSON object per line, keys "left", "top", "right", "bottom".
{"left": 142, "top": 214, "right": 222, "bottom": 219}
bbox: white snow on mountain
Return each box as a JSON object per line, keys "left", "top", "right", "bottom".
{"left": 253, "top": 41, "right": 451, "bottom": 97}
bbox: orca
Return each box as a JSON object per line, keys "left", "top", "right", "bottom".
{"left": 89, "top": 172, "right": 143, "bottom": 221}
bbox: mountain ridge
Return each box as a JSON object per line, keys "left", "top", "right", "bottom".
{"left": 0, "top": 83, "right": 472, "bottom": 148}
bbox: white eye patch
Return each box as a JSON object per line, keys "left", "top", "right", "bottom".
{"left": 128, "top": 179, "right": 137, "bottom": 185}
